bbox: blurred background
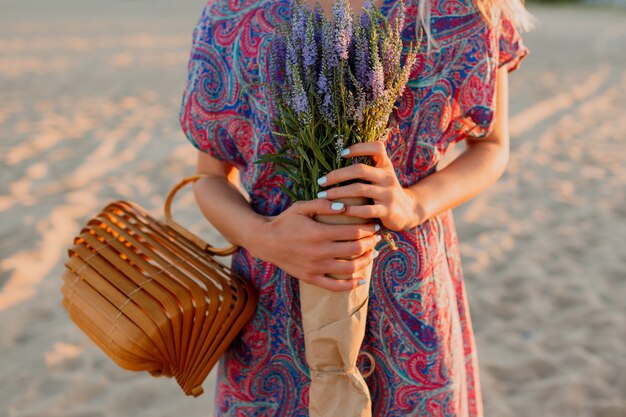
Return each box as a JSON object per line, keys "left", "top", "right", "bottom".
{"left": 0, "top": 0, "right": 624, "bottom": 416}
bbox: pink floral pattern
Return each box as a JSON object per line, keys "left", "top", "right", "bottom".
{"left": 179, "top": 0, "right": 529, "bottom": 415}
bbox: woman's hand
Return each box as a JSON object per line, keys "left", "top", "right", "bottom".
{"left": 249, "top": 198, "right": 381, "bottom": 292}
{"left": 316, "top": 141, "right": 425, "bottom": 231}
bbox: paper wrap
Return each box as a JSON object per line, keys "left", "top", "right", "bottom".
{"left": 300, "top": 196, "right": 373, "bottom": 417}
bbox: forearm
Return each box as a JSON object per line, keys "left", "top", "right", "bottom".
{"left": 403, "top": 63, "right": 513, "bottom": 227}
{"left": 192, "top": 174, "right": 267, "bottom": 251}
{"left": 406, "top": 140, "right": 510, "bottom": 226}
{"left": 191, "top": 171, "right": 381, "bottom": 292}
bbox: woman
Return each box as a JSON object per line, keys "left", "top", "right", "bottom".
{"left": 179, "top": 0, "right": 533, "bottom": 415}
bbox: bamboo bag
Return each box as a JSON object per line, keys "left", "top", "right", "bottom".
{"left": 60, "top": 174, "right": 258, "bottom": 397}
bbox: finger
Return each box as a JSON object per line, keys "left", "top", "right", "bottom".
{"left": 305, "top": 275, "right": 367, "bottom": 292}
{"left": 322, "top": 234, "right": 381, "bottom": 259}
{"left": 316, "top": 222, "right": 380, "bottom": 241}
{"left": 343, "top": 204, "right": 387, "bottom": 219}
{"left": 341, "top": 141, "right": 390, "bottom": 168}
{"left": 323, "top": 248, "right": 377, "bottom": 275}
{"left": 318, "top": 163, "right": 381, "bottom": 187}
{"left": 318, "top": 182, "right": 387, "bottom": 201}
{"left": 292, "top": 198, "right": 346, "bottom": 217}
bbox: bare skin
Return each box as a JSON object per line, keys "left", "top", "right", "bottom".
{"left": 190, "top": 49, "right": 511, "bottom": 292}
{"left": 310, "top": 0, "right": 385, "bottom": 20}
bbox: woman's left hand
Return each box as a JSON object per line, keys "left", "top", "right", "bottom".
{"left": 316, "top": 141, "right": 426, "bottom": 231}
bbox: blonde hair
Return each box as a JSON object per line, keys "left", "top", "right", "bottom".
{"left": 417, "top": 0, "right": 537, "bottom": 53}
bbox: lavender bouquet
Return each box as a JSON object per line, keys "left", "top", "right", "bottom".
{"left": 255, "top": 0, "right": 422, "bottom": 202}
{"left": 254, "top": 0, "right": 422, "bottom": 416}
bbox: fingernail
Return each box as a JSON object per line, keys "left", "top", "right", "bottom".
{"left": 373, "top": 250, "right": 380, "bottom": 259}
{"left": 375, "top": 234, "right": 382, "bottom": 243}
{"left": 358, "top": 279, "right": 366, "bottom": 286}
{"left": 340, "top": 148, "right": 350, "bottom": 157}
{"left": 374, "top": 224, "right": 381, "bottom": 232}
{"left": 317, "top": 176, "right": 327, "bottom": 186}
{"left": 331, "top": 202, "right": 344, "bottom": 211}
{"left": 317, "top": 191, "right": 327, "bottom": 198}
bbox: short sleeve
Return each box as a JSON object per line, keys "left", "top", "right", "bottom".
{"left": 179, "top": 6, "right": 250, "bottom": 169}
{"left": 497, "top": 14, "right": 530, "bottom": 73}
{"left": 442, "top": 11, "right": 530, "bottom": 147}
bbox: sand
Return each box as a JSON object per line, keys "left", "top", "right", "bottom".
{"left": 0, "top": 1, "right": 624, "bottom": 416}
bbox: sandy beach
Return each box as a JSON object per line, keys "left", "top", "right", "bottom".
{"left": 1, "top": 1, "right": 624, "bottom": 416}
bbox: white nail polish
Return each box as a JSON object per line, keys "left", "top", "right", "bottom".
{"left": 373, "top": 250, "right": 380, "bottom": 259}
{"left": 374, "top": 224, "right": 381, "bottom": 232}
{"left": 317, "top": 176, "right": 327, "bottom": 186}
{"left": 340, "top": 148, "right": 350, "bottom": 157}
{"left": 331, "top": 202, "right": 344, "bottom": 211}
{"left": 317, "top": 191, "right": 327, "bottom": 198}
{"left": 358, "top": 279, "right": 366, "bottom": 285}
{"left": 375, "top": 234, "right": 382, "bottom": 243}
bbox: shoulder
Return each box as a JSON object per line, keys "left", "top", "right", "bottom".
{"left": 192, "top": 0, "right": 285, "bottom": 31}
{"left": 190, "top": 0, "right": 287, "bottom": 66}
{"left": 423, "top": 0, "right": 494, "bottom": 54}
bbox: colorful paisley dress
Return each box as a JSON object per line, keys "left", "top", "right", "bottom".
{"left": 179, "top": 0, "right": 529, "bottom": 415}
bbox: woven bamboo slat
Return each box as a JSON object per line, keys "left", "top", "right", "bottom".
{"left": 61, "top": 174, "right": 258, "bottom": 397}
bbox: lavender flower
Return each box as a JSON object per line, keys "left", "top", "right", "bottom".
{"left": 313, "top": 3, "right": 324, "bottom": 44}
{"left": 269, "top": 35, "right": 287, "bottom": 86}
{"left": 361, "top": 0, "right": 373, "bottom": 28}
{"left": 290, "top": 62, "right": 312, "bottom": 125}
{"left": 354, "top": 24, "right": 370, "bottom": 91}
{"left": 334, "top": 134, "right": 345, "bottom": 163}
{"left": 284, "top": 28, "right": 312, "bottom": 125}
{"left": 303, "top": 11, "right": 317, "bottom": 86}
{"left": 384, "top": 2, "right": 407, "bottom": 84}
{"left": 257, "top": 0, "right": 421, "bottom": 203}
{"left": 284, "top": 35, "right": 298, "bottom": 107}
{"left": 345, "top": 89, "right": 356, "bottom": 120}
{"left": 333, "top": 0, "right": 353, "bottom": 61}
{"left": 318, "top": 17, "right": 337, "bottom": 125}
{"left": 395, "top": 0, "right": 407, "bottom": 32}
{"left": 290, "top": 0, "right": 307, "bottom": 49}
{"left": 369, "top": 30, "right": 385, "bottom": 100}
{"left": 322, "top": 15, "right": 338, "bottom": 70}
{"left": 317, "top": 69, "right": 336, "bottom": 126}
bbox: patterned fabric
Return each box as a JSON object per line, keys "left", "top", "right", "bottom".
{"left": 179, "top": 0, "right": 529, "bottom": 415}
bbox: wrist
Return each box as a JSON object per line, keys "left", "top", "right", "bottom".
{"left": 403, "top": 184, "right": 429, "bottom": 229}
{"left": 243, "top": 214, "right": 274, "bottom": 260}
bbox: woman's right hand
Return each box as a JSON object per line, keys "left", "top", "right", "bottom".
{"left": 247, "top": 198, "right": 381, "bottom": 292}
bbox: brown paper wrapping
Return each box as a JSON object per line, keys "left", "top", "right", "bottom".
{"left": 300, "top": 196, "right": 373, "bottom": 417}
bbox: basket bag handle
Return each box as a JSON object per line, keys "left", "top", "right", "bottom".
{"left": 163, "top": 174, "right": 238, "bottom": 257}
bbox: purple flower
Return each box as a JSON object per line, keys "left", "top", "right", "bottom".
{"left": 290, "top": 64, "right": 312, "bottom": 124}
{"left": 368, "top": 31, "right": 385, "bottom": 100}
{"left": 381, "top": 38, "right": 394, "bottom": 83}
{"left": 284, "top": 9, "right": 313, "bottom": 127}
{"left": 303, "top": 12, "right": 317, "bottom": 75}
{"left": 322, "top": 91, "right": 335, "bottom": 124}
{"left": 313, "top": 2, "right": 324, "bottom": 43}
{"left": 345, "top": 89, "right": 356, "bottom": 120}
{"left": 256, "top": 0, "right": 421, "bottom": 205}
{"left": 395, "top": 0, "right": 407, "bottom": 31}
{"left": 384, "top": 1, "right": 407, "bottom": 83}
{"left": 354, "top": 90, "right": 367, "bottom": 123}
{"left": 285, "top": 35, "right": 299, "bottom": 83}
{"left": 333, "top": 0, "right": 353, "bottom": 61}
{"left": 370, "top": 65, "right": 385, "bottom": 100}
{"left": 361, "top": 0, "right": 373, "bottom": 29}
{"left": 317, "top": 60, "right": 337, "bottom": 125}
{"left": 321, "top": 17, "right": 338, "bottom": 70}
{"left": 270, "top": 35, "right": 287, "bottom": 86}
{"left": 354, "top": 24, "right": 370, "bottom": 89}
{"left": 290, "top": 0, "right": 307, "bottom": 50}
{"left": 334, "top": 134, "right": 345, "bottom": 163}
